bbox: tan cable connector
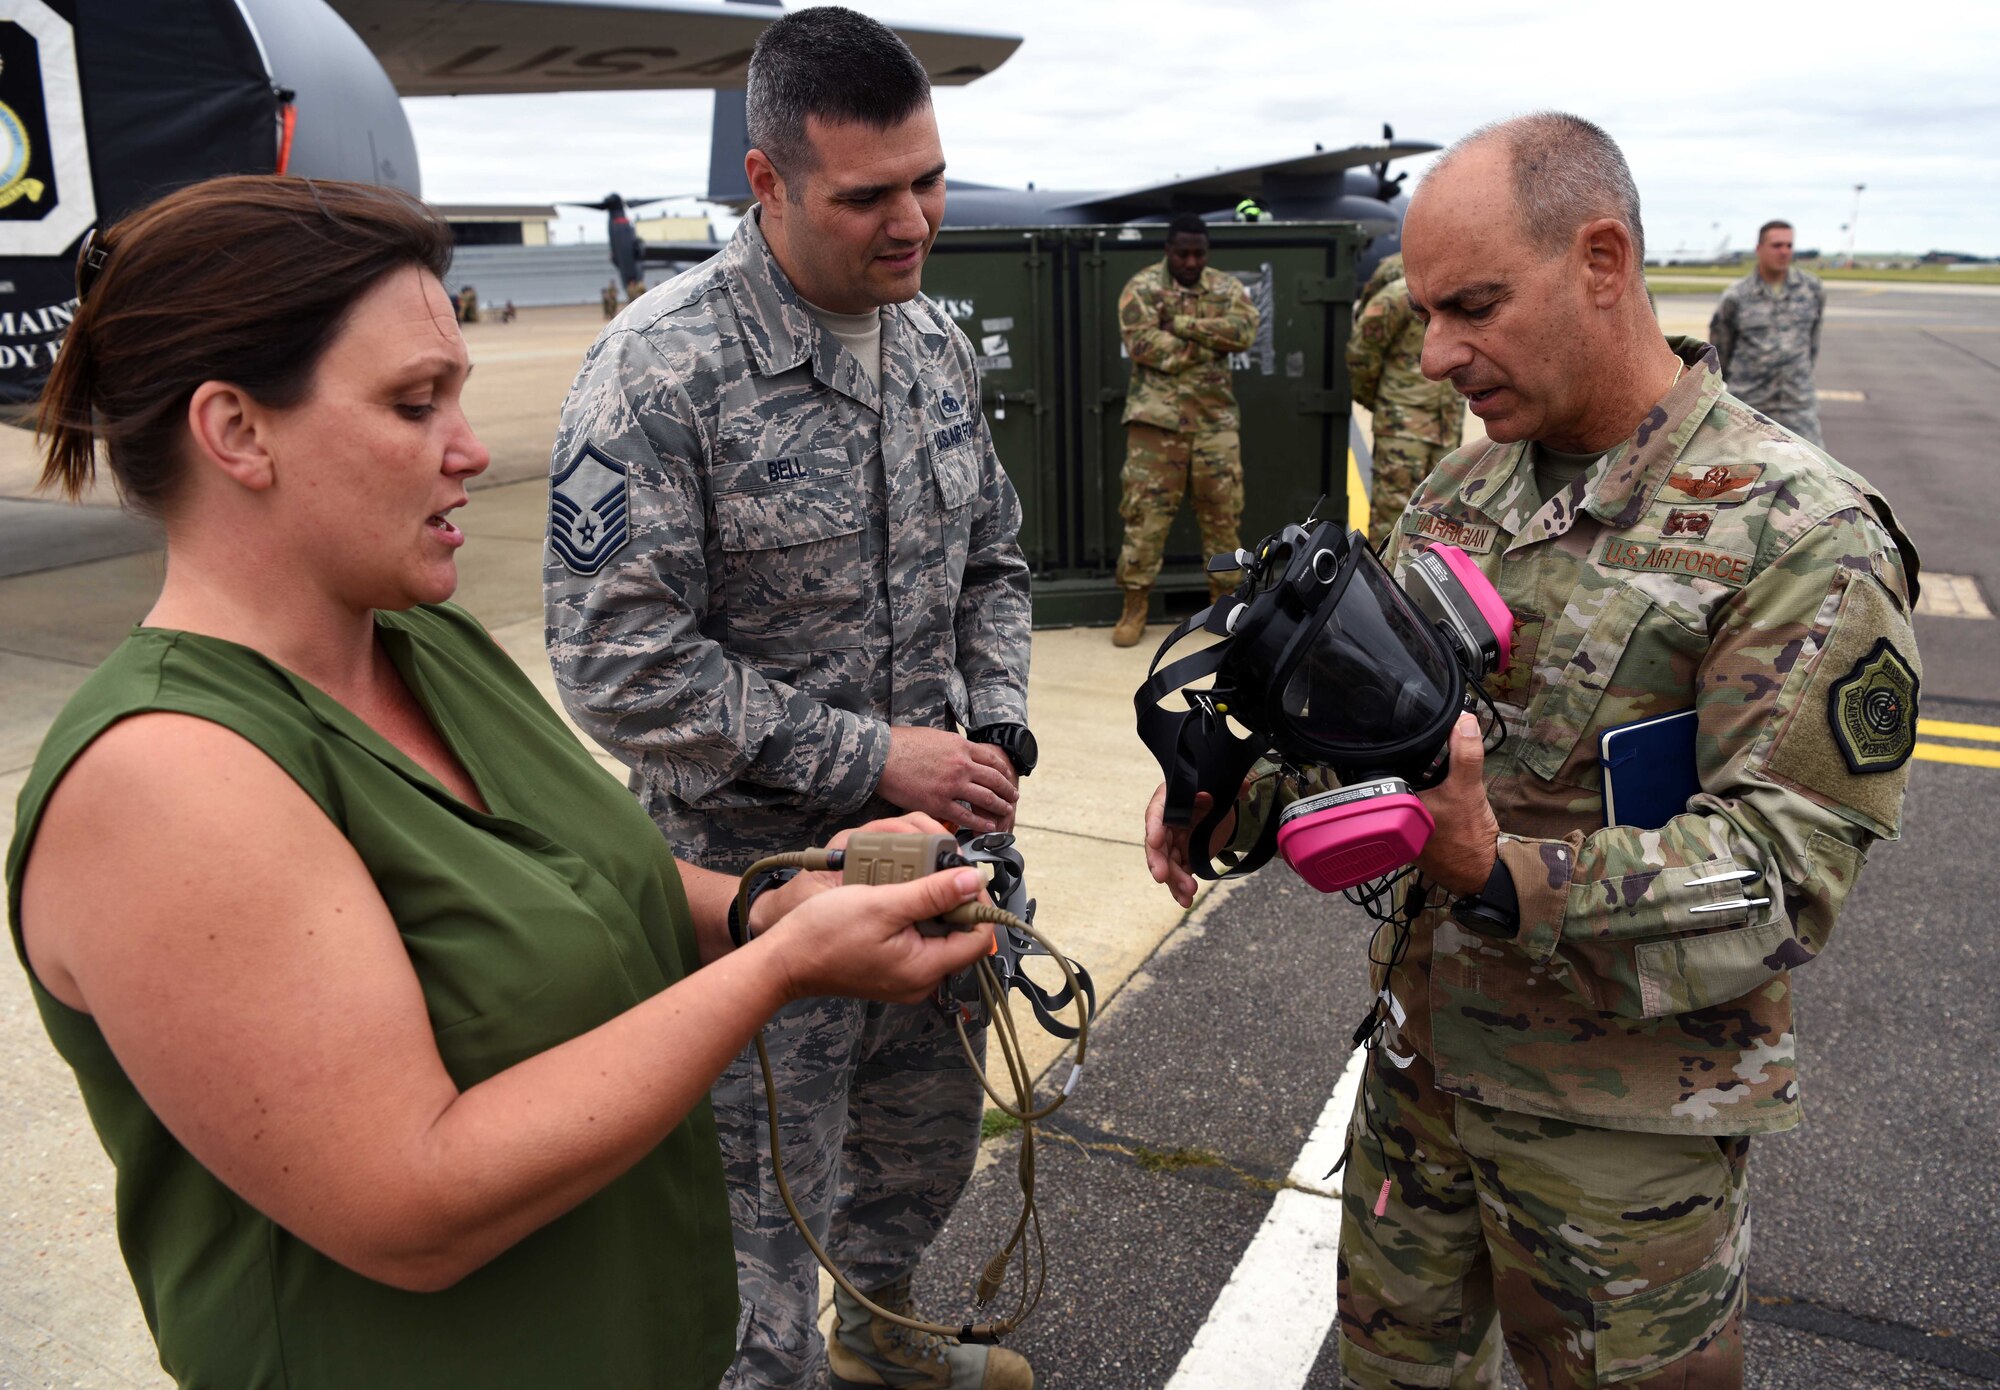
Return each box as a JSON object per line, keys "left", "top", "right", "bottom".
{"left": 840, "top": 831, "right": 973, "bottom": 935}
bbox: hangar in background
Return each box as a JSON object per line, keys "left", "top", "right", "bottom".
{"left": 436, "top": 204, "right": 560, "bottom": 246}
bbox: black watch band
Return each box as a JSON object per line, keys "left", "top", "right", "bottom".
{"left": 730, "top": 866, "right": 801, "bottom": 949}
{"left": 970, "top": 722, "right": 1037, "bottom": 777}
{"left": 1450, "top": 857, "right": 1520, "bottom": 940}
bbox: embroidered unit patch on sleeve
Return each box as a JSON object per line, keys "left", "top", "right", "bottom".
{"left": 1827, "top": 636, "right": 1918, "bottom": 774}
{"left": 549, "top": 443, "right": 631, "bottom": 576}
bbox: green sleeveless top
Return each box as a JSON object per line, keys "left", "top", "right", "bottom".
{"left": 5, "top": 604, "right": 738, "bottom": 1389}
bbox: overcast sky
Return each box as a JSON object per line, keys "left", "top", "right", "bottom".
{"left": 405, "top": 0, "right": 2000, "bottom": 258}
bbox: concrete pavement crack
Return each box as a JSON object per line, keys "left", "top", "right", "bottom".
{"left": 1922, "top": 329, "right": 2000, "bottom": 374}
{"left": 1747, "top": 1291, "right": 2000, "bottom": 1381}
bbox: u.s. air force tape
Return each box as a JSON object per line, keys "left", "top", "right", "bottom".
{"left": 1827, "top": 636, "right": 1918, "bottom": 775}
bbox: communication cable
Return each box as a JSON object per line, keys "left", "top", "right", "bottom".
{"left": 733, "top": 840, "right": 1089, "bottom": 1342}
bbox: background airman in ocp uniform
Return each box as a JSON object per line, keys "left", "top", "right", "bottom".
{"left": 1111, "top": 212, "right": 1260, "bottom": 646}
{"left": 1347, "top": 252, "right": 1463, "bottom": 546}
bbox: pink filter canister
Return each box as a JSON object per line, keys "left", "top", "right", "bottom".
{"left": 1426, "top": 543, "right": 1515, "bottom": 673}
{"left": 1276, "top": 785, "right": 1436, "bottom": 893}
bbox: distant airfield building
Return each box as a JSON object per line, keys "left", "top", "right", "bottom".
{"left": 434, "top": 204, "right": 560, "bottom": 247}
{"left": 436, "top": 205, "right": 720, "bottom": 313}
{"left": 632, "top": 213, "right": 719, "bottom": 246}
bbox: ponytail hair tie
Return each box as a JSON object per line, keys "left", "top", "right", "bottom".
{"left": 75, "top": 227, "right": 109, "bottom": 303}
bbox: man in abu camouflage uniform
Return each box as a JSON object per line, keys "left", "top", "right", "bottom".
{"left": 1347, "top": 252, "right": 1464, "bottom": 546}
{"left": 1709, "top": 220, "right": 1827, "bottom": 445}
{"left": 543, "top": 11, "right": 1034, "bottom": 1389}
{"left": 1148, "top": 114, "right": 1919, "bottom": 1389}
{"left": 1110, "top": 212, "right": 1260, "bottom": 646}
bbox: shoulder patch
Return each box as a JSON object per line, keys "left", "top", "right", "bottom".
{"left": 1828, "top": 637, "right": 1919, "bottom": 774}
{"left": 1664, "top": 462, "right": 1762, "bottom": 503}
{"left": 550, "top": 443, "right": 631, "bottom": 576}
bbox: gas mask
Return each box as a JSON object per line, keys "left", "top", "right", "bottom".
{"left": 1134, "top": 516, "right": 1513, "bottom": 892}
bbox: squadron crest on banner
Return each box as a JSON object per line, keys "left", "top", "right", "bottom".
{"left": 549, "top": 443, "right": 630, "bottom": 576}
{"left": 0, "top": 57, "right": 46, "bottom": 212}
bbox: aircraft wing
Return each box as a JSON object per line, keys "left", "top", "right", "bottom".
{"left": 331, "top": 0, "right": 1021, "bottom": 96}
{"left": 1047, "top": 140, "right": 1439, "bottom": 220}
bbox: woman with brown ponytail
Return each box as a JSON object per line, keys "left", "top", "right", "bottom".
{"left": 6, "top": 176, "right": 993, "bottom": 1389}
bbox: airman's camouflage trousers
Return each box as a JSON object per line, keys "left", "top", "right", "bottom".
{"left": 1759, "top": 402, "right": 1823, "bottom": 448}
{"left": 1338, "top": 1046, "right": 1749, "bottom": 1389}
{"left": 1368, "top": 436, "right": 1451, "bottom": 548}
{"left": 713, "top": 993, "right": 987, "bottom": 1390}
{"left": 1116, "top": 421, "right": 1243, "bottom": 589}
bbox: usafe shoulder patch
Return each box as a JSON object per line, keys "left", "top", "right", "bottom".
{"left": 1664, "top": 462, "right": 1762, "bottom": 503}
{"left": 1828, "top": 636, "right": 1919, "bottom": 774}
{"left": 1600, "top": 537, "right": 1753, "bottom": 587}
{"left": 1765, "top": 576, "right": 1919, "bottom": 834}
{"left": 1403, "top": 508, "right": 1499, "bottom": 553}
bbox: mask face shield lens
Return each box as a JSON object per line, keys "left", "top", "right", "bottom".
{"left": 1276, "top": 548, "right": 1459, "bottom": 759}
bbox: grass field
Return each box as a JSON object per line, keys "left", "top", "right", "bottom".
{"left": 1646, "top": 262, "right": 2000, "bottom": 288}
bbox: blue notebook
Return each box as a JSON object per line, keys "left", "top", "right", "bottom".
{"left": 1599, "top": 709, "right": 1701, "bottom": 830}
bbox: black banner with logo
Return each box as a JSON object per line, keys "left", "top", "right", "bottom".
{"left": 0, "top": 0, "right": 274, "bottom": 408}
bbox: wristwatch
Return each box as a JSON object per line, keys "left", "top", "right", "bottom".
{"left": 728, "top": 866, "right": 801, "bottom": 949}
{"left": 1449, "top": 858, "right": 1520, "bottom": 940}
{"left": 969, "top": 723, "right": 1039, "bottom": 778}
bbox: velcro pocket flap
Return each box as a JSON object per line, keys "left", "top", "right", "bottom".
{"left": 1519, "top": 584, "right": 1654, "bottom": 783}
{"left": 714, "top": 452, "right": 862, "bottom": 552}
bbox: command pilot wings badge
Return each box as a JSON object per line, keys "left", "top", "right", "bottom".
{"left": 549, "top": 443, "right": 630, "bottom": 576}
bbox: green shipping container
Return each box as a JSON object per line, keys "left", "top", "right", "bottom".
{"left": 921, "top": 222, "right": 1364, "bottom": 627}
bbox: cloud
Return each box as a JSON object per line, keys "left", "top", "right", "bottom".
{"left": 403, "top": 0, "right": 2000, "bottom": 255}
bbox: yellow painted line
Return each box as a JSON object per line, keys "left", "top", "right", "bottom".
{"left": 1917, "top": 718, "right": 2000, "bottom": 744}
{"left": 1346, "top": 448, "right": 1370, "bottom": 534}
{"left": 1915, "top": 573, "right": 1992, "bottom": 619}
{"left": 1913, "top": 742, "right": 2000, "bottom": 769}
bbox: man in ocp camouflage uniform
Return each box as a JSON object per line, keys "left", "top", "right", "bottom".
{"left": 1154, "top": 114, "right": 1920, "bottom": 1389}
{"left": 1348, "top": 252, "right": 1465, "bottom": 548}
{"left": 1110, "top": 212, "right": 1260, "bottom": 646}
{"left": 1709, "top": 220, "right": 1827, "bottom": 446}
{"left": 543, "top": 11, "right": 1033, "bottom": 1389}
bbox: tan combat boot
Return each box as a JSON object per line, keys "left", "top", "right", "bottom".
{"left": 1110, "top": 587, "right": 1150, "bottom": 647}
{"left": 828, "top": 1277, "right": 1034, "bottom": 1389}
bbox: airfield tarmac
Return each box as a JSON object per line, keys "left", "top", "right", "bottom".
{"left": 1, "top": 283, "right": 1996, "bottom": 1387}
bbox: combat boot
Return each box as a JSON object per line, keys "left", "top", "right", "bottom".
{"left": 828, "top": 1276, "right": 1034, "bottom": 1390}
{"left": 1110, "top": 588, "right": 1150, "bottom": 648}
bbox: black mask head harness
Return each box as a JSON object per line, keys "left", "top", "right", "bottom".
{"left": 1134, "top": 514, "right": 1512, "bottom": 886}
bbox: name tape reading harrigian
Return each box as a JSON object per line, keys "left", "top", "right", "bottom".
{"left": 1403, "top": 510, "right": 1498, "bottom": 553}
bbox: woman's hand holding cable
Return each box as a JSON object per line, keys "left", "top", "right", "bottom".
{"left": 743, "top": 812, "right": 957, "bottom": 935}
{"left": 1413, "top": 713, "right": 1500, "bottom": 896}
{"left": 758, "top": 869, "right": 995, "bottom": 1005}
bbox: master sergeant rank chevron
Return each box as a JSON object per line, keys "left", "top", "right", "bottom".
{"left": 549, "top": 442, "right": 630, "bottom": 576}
